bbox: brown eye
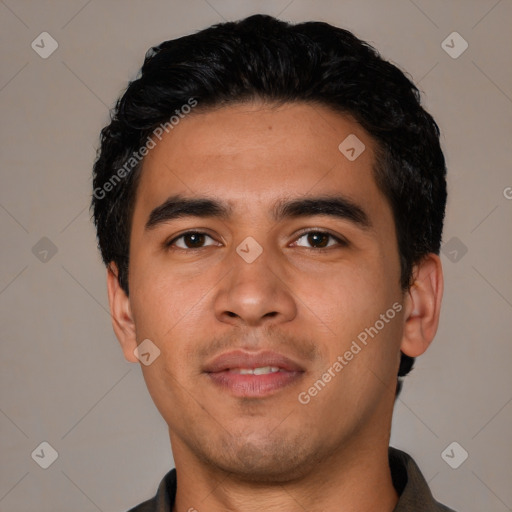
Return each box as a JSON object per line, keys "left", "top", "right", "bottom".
{"left": 294, "top": 231, "right": 347, "bottom": 250}
{"left": 167, "top": 232, "right": 217, "bottom": 250}
{"left": 306, "top": 232, "right": 329, "bottom": 248}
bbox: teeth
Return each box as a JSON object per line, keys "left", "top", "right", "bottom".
{"left": 235, "top": 366, "right": 280, "bottom": 375}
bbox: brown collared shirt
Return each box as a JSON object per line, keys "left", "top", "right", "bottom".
{"left": 127, "top": 447, "right": 457, "bottom": 511}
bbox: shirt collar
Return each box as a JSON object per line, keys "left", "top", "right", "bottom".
{"left": 389, "top": 447, "right": 456, "bottom": 511}
{"left": 130, "top": 447, "right": 455, "bottom": 511}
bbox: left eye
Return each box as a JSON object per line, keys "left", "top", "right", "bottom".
{"left": 293, "top": 231, "right": 346, "bottom": 249}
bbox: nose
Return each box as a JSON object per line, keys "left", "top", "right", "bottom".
{"left": 213, "top": 246, "right": 297, "bottom": 328}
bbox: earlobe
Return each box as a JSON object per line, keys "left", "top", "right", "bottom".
{"left": 400, "top": 254, "right": 444, "bottom": 358}
{"left": 106, "top": 263, "right": 139, "bottom": 363}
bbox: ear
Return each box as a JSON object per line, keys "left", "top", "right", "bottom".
{"left": 106, "top": 262, "right": 138, "bottom": 363}
{"left": 400, "top": 254, "right": 444, "bottom": 358}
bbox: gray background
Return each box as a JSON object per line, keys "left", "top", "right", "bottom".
{"left": 1, "top": 1, "right": 511, "bottom": 511}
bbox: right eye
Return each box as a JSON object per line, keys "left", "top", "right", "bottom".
{"left": 165, "top": 231, "right": 220, "bottom": 250}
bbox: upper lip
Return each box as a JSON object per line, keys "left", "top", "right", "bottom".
{"left": 203, "top": 350, "right": 305, "bottom": 373}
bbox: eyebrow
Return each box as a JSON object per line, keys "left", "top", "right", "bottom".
{"left": 145, "top": 194, "right": 372, "bottom": 231}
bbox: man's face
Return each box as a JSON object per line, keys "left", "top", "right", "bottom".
{"left": 124, "top": 102, "right": 406, "bottom": 481}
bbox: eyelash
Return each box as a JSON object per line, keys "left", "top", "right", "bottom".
{"left": 165, "top": 229, "right": 348, "bottom": 252}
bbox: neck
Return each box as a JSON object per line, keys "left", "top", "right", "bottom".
{"left": 171, "top": 431, "right": 398, "bottom": 512}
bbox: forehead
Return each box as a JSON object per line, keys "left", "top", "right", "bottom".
{"left": 132, "top": 101, "right": 389, "bottom": 224}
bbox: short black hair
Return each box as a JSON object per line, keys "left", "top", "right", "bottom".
{"left": 91, "top": 14, "right": 446, "bottom": 395}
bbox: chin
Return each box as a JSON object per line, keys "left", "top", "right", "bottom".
{"left": 201, "top": 430, "right": 318, "bottom": 484}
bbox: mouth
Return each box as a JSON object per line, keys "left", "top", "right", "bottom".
{"left": 203, "top": 350, "right": 306, "bottom": 398}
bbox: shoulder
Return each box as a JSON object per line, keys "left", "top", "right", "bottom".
{"left": 389, "top": 447, "right": 459, "bottom": 512}
{"left": 126, "top": 468, "right": 177, "bottom": 512}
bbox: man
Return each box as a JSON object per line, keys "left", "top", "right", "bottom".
{"left": 91, "top": 14, "right": 454, "bottom": 512}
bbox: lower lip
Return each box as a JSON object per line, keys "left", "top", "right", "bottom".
{"left": 206, "top": 370, "right": 303, "bottom": 398}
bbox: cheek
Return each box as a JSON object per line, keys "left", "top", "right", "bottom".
{"left": 304, "top": 260, "right": 395, "bottom": 333}
{"left": 305, "top": 260, "right": 404, "bottom": 391}
{"left": 128, "top": 254, "right": 207, "bottom": 341}
{"left": 128, "top": 264, "right": 212, "bottom": 396}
